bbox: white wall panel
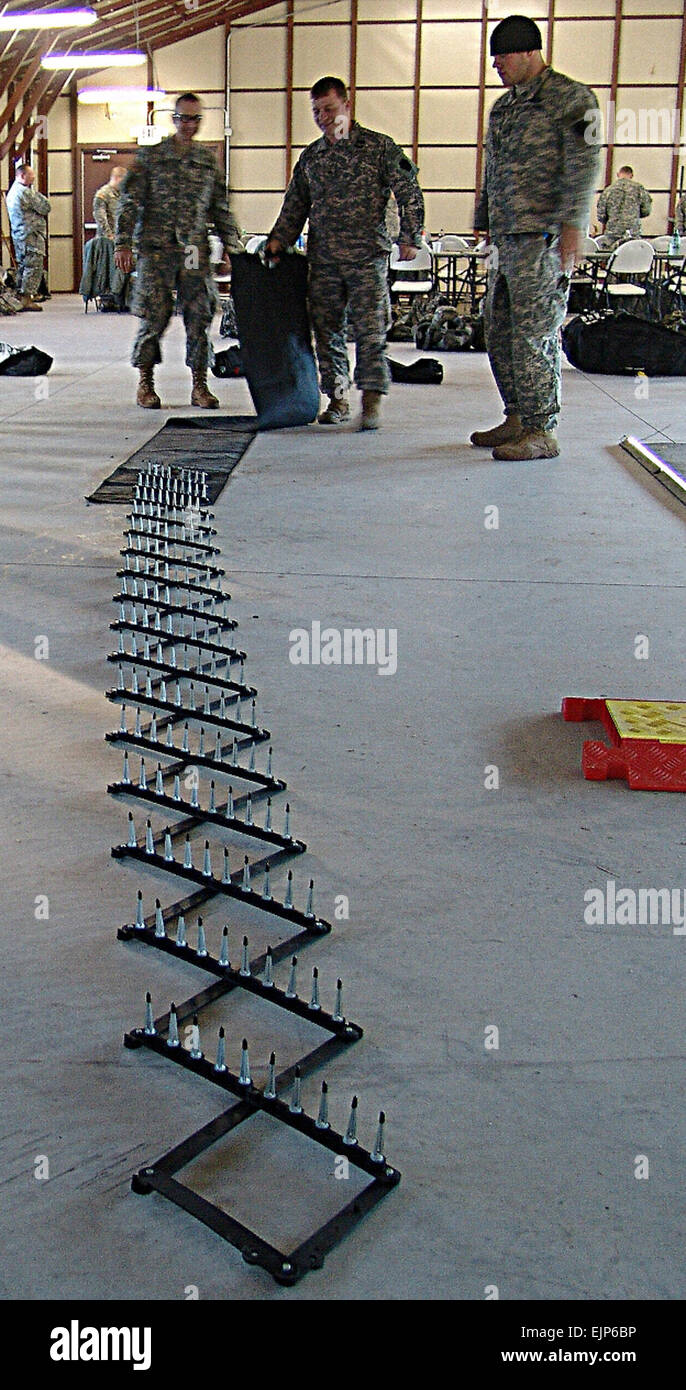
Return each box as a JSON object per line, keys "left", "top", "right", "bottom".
{"left": 47, "top": 195, "right": 72, "bottom": 236}
{"left": 420, "top": 22, "right": 482, "bottom": 85}
{"left": 155, "top": 29, "right": 225, "bottom": 91}
{"left": 358, "top": 1, "right": 415, "bottom": 18}
{"left": 230, "top": 24, "right": 285, "bottom": 88}
{"left": 354, "top": 89, "right": 414, "bottom": 145}
{"left": 230, "top": 147, "right": 285, "bottom": 191}
{"left": 424, "top": 190, "right": 478, "bottom": 234}
{"left": 292, "top": 23, "right": 350, "bottom": 88}
{"left": 417, "top": 145, "right": 477, "bottom": 190}
{"left": 231, "top": 191, "right": 285, "bottom": 234}
{"left": 230, "top": 91, "right": 285, "bottom": 145}
{"left": 617, "top": 19, "right": 682, "bottom": 85}
{"left": 355, "top": 24, "right": 416, "bottom": 87}
{"left": 47, "top": 97, "right": 70, "bottom": 149}
{"left": 48, "top": 238, "right": 73, "bottom": 292}
{"left": 419, "top": 88, "right": 480, "bottom": 144}
{"left": 47, "top": 151, "right": 71, "bottom": 192}
{"left": 552, "top": 19, "right": 615, "bottom": 85}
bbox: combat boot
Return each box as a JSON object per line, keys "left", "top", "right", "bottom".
{"left": 136, "top": 367, "right": 161, "bottom": 409}
{"left": 359, "top": 390, "right": 383, "bottom": 431}
{"left": 470, "top": 413, "right": 523, "bottom": 447}
{"left": 190, "top": 369, "right": 219, "bottom": 408}
{"left": 19, "top": 294, "right": 42, "bottom": 312}
{"left": 493, "top": 431, "right": 560, "bottom": 461}
{"left": 318, "top": 395, "right": 350, "bottom": 424}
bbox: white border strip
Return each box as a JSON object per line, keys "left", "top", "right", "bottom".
{"left": 620, "top": 434, "right": 686, "bottom": 504}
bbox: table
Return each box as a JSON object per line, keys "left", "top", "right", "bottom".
{"left": 431, "top": 248, "right": 489, "bottom": 314}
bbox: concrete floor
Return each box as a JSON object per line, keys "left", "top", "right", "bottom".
{"left": 0, "top": 296, "right": 684, "bottom": 1301}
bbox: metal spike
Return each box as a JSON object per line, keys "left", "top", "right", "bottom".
{"left": 316, "top": 1082, "right": 330, "bottom": 1130}
{"left": 172, "top": 774, "right": 181, "bottom": 801}
{"left": 134, "top": 890, "right": 145, "bottom": 929}
{"left": 165, "top": 1006, "right": 177, "bottom": 1045}
{"left": 160, "top": 679, "right": 167, "bottom": 702}
{"left": 305, "top": 879, "right": 315, "bottom": 918}
{"left": 239, "top": 936, "right": 250, "bottom": 977}
{"left": 218, "top": 926, "right": 230, "bottom": 967}
{"left": 182, "top": 723, "right": 190, "bottom": 753}
{"left": 183, "top": 835, "right": 193, "bottom": 869}
{"left": 154, "top": 899, "right": 165, "bottom": 939}
{"left": 251, "top": 698, "right": 257, "bottom": 729}
{"left": 370, "top": 1111, "right": 386, "bottom": 1164}
{"left": 248, "top": 743, "right": 256, "bottom": 773}
{"left": 119, "top": 705, "right": 127, "bottom": 734}
{"left": 157, "top": 642, "right": 164, "bottom": 664}
{"left": 264, "top": 798, "right": 272, "bottom": 832}
{"left": 263, "top": 946, "right": 274, "bottom": 988}
{"left": 289, "top": 1067, "right": 302, "bottom": 1114}
{"left": 264, "top": 1051, "right": 277, "bottom": 1100}
{"left": 222, "top": 847, "right": 231, "bottom": 883}
{"left": 175, "top": 914, "right": 187, "bottom": 948}
{"left": 190, "top": 781, "right": 199, "bottom": 809}
{"left": 262, "top": 862, "right": 271, "bottom": 900}
{"left": 195, "top": 918, "right": 207, "bottom": 956}
{"left": 214, "top": 1026, "right": 227, "bottom": 1072}
{"left": 209, "top": 780, "right": 216, "bottom": 813}
{"left": 245, "top": 793, "right": 253, "bottom": 826}
{"left": 333, "top": 979, "right": 344, "bottom": 1023}
{"left": 266, "top": 746, "right": 273, "bottom": 777}
{"left": 174, "top": 679, "right": 182, "bottom": 705}
{"left": 203, "top": 686, "right": 211, "bottom": 716}
{"left": 134, "top": 707, "right": 142, "bottom": 738}
{"left": 214, "top": 731, "right": 222, "bottom": 761}
{"left": 235, "top": 696, "right": 241, "bottom": 723}
{"left": 343, "top": 1096, "right": 359, "bottom": 1146}
{"left": 231, "top": 739, "right": 238, "bottom": 767}
{"left": 145, "top": 820, "right": 154, "bottom": 854}
{"left": 163, "top": 829, "right": 174, "bottom": 862}
{"left": 150, "top": 714, "right": 158, "bottom": 742}
{"left": 284, "top": 869, "right": 293, "bottom": 910}
{"left": 122, "top": 751, "right": 131, "bottom": 785}
{"left": 188, "top": 682, "right": 196, "bottom": 711}
{"left": 241, "top": 856, "right": 250, "bottom": 892}
{"left": 144, "top": 991, "right": 155, "bottom": 1035}
{"left": 283, "top": 803, "right": 291, "bottom": 840}
{"left": 117, "top": 630, "right": 125, "bottom": 655}
{"left": 138, "top": 758, "right": 147, "bottom": 790}
{"left": 155, "top": 764, "right": 164, "bottom": 795}
{"left": 227, "top": 786, "right": 234, "bottom": 818}
{"left": 202, "top": 841, "right": 212, "bottom": 877}
{"left": 198, "top": 727, "right": 206, "bottom": 757}
{"left": 145, "top": 674, "right": 153, "bottom": 699}
{"left": 238, "top": 1038, "right": 252, "bottom": 1087}
{"left": 286, "top": 955, "right": 298, "bottom": 998}
{"left": 309, "top": 967, "right": 320, "bottom": 1011}
{"left": 117, "top": 663, "right": 125, "bottom": 691}
{"left": 165, "top": 722, "right": 174, "bottom": 748}
{"left": 127, "top": 812, "right": 137, "bottom": 848}
{"left": 189, "top": 1013, "right": 203, "bottom": 1060}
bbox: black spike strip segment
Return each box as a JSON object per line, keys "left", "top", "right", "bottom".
{"left": 120, "top": 546, "right": 224, "bottom": 576}
{"left": 105, "top": 687, "right": 269, "bottom": 741}
{"left": 106, "top": 651, "right": 255, "bottom": 698}
{"left": 108, "top": 780, "right": 305, "bottom": 852}
{"left": 105, "top": 730, "right": 285, "bottom": 792}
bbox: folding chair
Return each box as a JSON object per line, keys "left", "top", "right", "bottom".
{"left": 603, "top": 239, "right": 655, "bottom": 316}
{"left": 389, "top": 240, "right": 433, "bottom": 303}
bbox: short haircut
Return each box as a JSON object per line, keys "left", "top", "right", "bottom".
{"left": 17, "top": 162, "right": 31, "bottom": 173}
{"left": 310, "top": 76, "right": 347, "bottom": 101}
{"left": 176, "top": 92, "right": 201, "bottom": 109}
{"left": 618, "top": 165, "right": 634, "bottom": 177}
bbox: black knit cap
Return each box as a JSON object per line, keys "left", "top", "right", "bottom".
{"left": 490, "top": 14, "right": 543, "bottom": 55}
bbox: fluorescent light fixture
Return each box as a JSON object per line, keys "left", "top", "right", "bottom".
{"left": 78, "top": 87, "right": 166, "bottom": 104}
{"left": 42, "top": 51, "right": 147, "bottom": 68}
{"left": 0, "top": 7, "right": 96, "bottom": 27}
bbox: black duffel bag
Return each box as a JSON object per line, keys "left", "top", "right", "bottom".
{"left": 211, "top": 345, "right": 244, "bottom": 378}
{"left": 0, "top": 342, "right": 53, "bottom": 375}
{"left": 388, "top": 356, "right": 443, "bottom": 384}
{"left": 562, "top": 311, "right": 686, "bottom": 376}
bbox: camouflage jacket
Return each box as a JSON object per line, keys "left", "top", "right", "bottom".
{"left": 677, "top": 195, "right": 686, "bottom": 236}
{"left": 115, "top": 136, "right": 241, "bottom": 262}
{"left": 5, "top": 180, "right": 50, "bottom": 244}
{"left": 597, "top": 179, "right": 652, "bottom": 236}
{"left": 93, "top": 182, "right": 121, "bottom": 239}
{"left": 270, "top": 121, "right": 424, "bottom": 263}
{"left": 475, "top": 67, "right": 600, "bottom": 239}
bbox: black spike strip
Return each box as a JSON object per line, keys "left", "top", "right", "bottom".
{"left": 109, "top": 621, "right": 242, "bottom": 662}
{"left": 111, "top": 843, "right": 329, "bottom": 934}
{"left": 105, "top": 730, "right": 285, "bottom": 791}
{"left": 108, "top": 780, "right": 304, "bottom": 852}
{"left": 120, "top": 546, "right": 223, "bottom": 576}
{"left": 106, "top": 650, "right": 255, "bottom": 699}
{"left": 111, "top": 596, "right": 237, "bottom": 631}
{"left": 116, "top": 569, "right": 228, "bottom": 604}
{"left": 105, "top": 686, "right": 270, "bottom": 741}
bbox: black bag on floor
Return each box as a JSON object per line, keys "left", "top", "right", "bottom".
{"left": 388, "top": 356, "right": 443, "bottom": 384}
{"left": 230, "top": 251, "right": 320, "bottom": 429}
{"left": 0, "top": 342, "right": 53, "bottom": 375}
{"left": 211, "top": 345, "right": 244, "bottom": 378}
{"left": 562, "top": 311, "right": 686, "bottom": 375}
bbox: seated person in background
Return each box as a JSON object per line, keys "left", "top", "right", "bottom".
{"left": 596, "top": 166, "right": 652, "bottom": 248}
{"left": 93, "top": 166, "right": 127, "bottom": 240}
{"left": 676, "top": 193, "right": 685, "bottom": 237}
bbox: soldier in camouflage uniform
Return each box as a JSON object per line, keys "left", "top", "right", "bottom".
{"left": 93, "top": 167, "right": 126, "bottom": 239}
{"left": 266, "top": 76, "right": 424, "bottom": 431}
{"left": 5, "top": 164, "right": 50, "bottom": 312}
{"left": 677, "top": 195, "right": 686, "bottom": 236}
{"left": 472, "top": 15, "right": 600, "bottom": 460}
{"left": 596, "top": 166, "right": 652, "bottom": 248}
{"left": 115, "top": 93, "right": 241, "bottom": 409}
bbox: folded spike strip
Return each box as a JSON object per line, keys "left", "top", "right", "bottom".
{"left": 106, "top": 464, "right": 400, "bottom": 1286}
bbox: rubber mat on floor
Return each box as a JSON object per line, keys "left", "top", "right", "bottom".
{"left": 86, "top": 415, "right": 258, "bottom": 504}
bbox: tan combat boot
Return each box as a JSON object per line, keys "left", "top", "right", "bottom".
{"left": 136, "top": 366, "right": 161, "bottom": 409}
{"left": 470, "top": 412, "right": 523, "bottom": 447}
{"left": 359, "top": 390, "right": 383, "bottom": 431}
{"left": 493, "top": 431, "right": 560, "bottom": 461}
{"left": 19, "top": 294, "right": 42, "bottom": 312}
{"left": 191, "top": 369, "right": 219, "bottom": 408}
{"left": 318, "top": 395, "right": 350, "bottom": 424}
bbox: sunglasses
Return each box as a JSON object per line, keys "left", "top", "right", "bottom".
{"left": 174, "top": 113, "right": 202, "bottom": 124}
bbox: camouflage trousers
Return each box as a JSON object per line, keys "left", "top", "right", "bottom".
{"left": 15, "top": 236, "right": 45, "bottom": 298}
{"left": 308, "top": 256, "right": 391, "bottom": 396}
{"left": 483, "top": 234, "right": 571, "bottom": 433}
{"left": 131, "top": 248, "right": 218, "bottom": 371}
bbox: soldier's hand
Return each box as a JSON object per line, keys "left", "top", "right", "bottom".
{"left": 264, "top": 236, "right": 284, "bottom": 262}
{"left": 559, "top": 224, "right": 582, "bottom": 272}
{"left": 397, "top": 243, "right": 417, "bottom": 261}
{"left": 115, "top": 248, "right": 134, "bottom": 274}
{"left": 217, "top": 254, "right": 231, "bottom": 277}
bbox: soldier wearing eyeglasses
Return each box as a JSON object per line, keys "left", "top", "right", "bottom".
{"left": 115, "top": 92, "right": 241, "bottom": 409}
